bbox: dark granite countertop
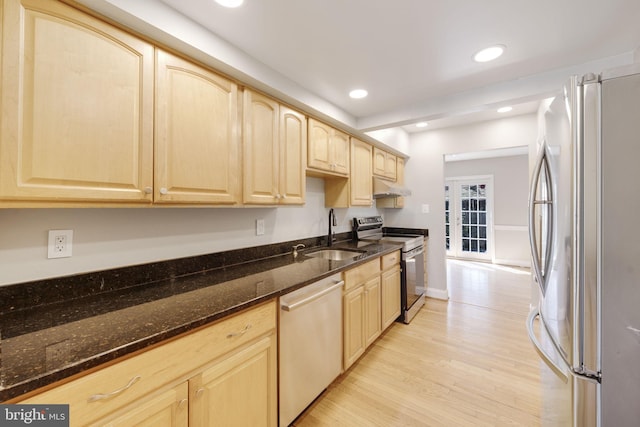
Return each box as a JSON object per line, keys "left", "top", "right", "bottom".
{"left": 0, "top": 239, "right": 402, "bottom": 401}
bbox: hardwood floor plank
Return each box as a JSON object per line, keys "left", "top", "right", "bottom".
{"left": 294, "top": 260, "right": 542, "bottom": 426}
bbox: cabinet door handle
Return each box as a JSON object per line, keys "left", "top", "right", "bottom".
{"left": 178, "top": 398, "right": 188, "bottom": 409}
{"left": 227, "top": 324, "right": 252, "bottom": 338}
{"left": 195, "top": 388, "right": 205, "bottom": 399}
{"left": 144, "top": 187, "right": 152, "bottom": 194}
{"left": 160, "top": 188, "right": 168, "bottom": 195}
{"left": 87, "top": 375, "right": 141, "bottom": 402}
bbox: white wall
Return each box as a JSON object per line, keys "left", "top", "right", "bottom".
{"left": 0, "top": 178, "right": 379, "bottom": 286}
{"left": 444, "top": 154, "right": 530, "bottom": 267}
{"left": 384, "top": 114, "right": 538, "bottom": 299}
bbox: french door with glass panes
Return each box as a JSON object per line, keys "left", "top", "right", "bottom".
{"left": 445, "top": 177, "right": 492, "bottom": 261}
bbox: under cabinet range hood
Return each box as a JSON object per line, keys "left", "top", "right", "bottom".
{"left": 373, "top": 178, "right": 412, "bottom": 198}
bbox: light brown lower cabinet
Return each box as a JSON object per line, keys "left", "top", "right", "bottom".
{"left": 99, "top": 382, "right": 189, "bottom": 427}
{"left": 380, "top": 251, "right": 402, "bottom": 330}
{"left": 20, "top": 301, "right": 277, "bottom": 427}
{"left": 342, "top": 259, "right": 381, "bottom": 371}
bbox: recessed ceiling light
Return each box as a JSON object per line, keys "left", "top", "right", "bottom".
{"left": 215, "top": 0, "right": 244, "bottom": 8}
{"left": 349, "top": 89, "right": 368, "bottom": 99}
{"left": 415, "top": 122, "right": 428, "bottom": 128}
{"left": 473, "top": 45, "right": 505, "bottom": 63}
{"left": 497, "top": 106, "right": 513, "bottom": 113}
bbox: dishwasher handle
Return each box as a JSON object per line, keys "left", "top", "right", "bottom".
{"left": 281, "top": 280, "right": 344, "bottom": 312}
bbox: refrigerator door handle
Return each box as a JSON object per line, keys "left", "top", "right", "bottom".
{"left": 526, "top": 307, "right": 569, "bottom": 382}
{"left": 528, "top": 141, "right": 554, "bottom": 295}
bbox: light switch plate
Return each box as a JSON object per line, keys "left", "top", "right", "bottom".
{"left": 48, "top": 229, "right": 73, "bottom": 258}
{"left": 256, "top": 219, "right": 265, "bottom": 236}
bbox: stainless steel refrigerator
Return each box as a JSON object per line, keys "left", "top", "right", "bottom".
{"left": 527, "top": 64, "right": 640, "bottom": 426}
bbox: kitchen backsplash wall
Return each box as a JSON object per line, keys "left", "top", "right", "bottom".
{"left": 0, "top": 177, "right": 378, "bottom": 286}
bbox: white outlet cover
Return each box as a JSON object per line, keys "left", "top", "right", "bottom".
{"left": 421, "top": 204, "right": 430, "bottom": 214}
{"left": 48, "top": 229, "right": 73, "bottom": 259}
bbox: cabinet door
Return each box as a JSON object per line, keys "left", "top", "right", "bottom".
{"left": 363, "top": 276, "right": 382, "bottom": 347}
{"left": 190, "top": 334, "right": 277, "bottom": 427}
{"left": 155, "top": 49, "right": 240, "bottom": 204}
{"left": 331, "top": 129, "right": 350, "bottom": 176}
{"left": 279, "top": 106, "right": 306, "bottom": 205}
{"left": 307, "top": 118, "right": 332, "bottom": 171}
{"left": 372, "top": 148, "right": 387, "bottom": 177}
{"left": 243, "top": 90, "right": 279, "bottom": 204}
{"left": 343, "top": 286, "right": 365, "bottom": 370}
{"left": 381, "top": 265, "right": 401, "bottom": 330}
{"left": 395, "top": 157, "right": 405, "bottom": 208}
{"left": 384, "top": 153, "right": 397, "bottom": 180}
{"left": 100, "top": 382, "right": 189, "bottom": 427}
{"left": 0, "top": 0, "right": 153, "bottom": 203}
{"left": 350, "top": 138, "right": 373, "bottom": 206}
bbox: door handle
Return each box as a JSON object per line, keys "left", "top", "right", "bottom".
{"left": 526, "top": 308, "right": 568, "bottom": 382}
{"left": 528, "top": 141, "right": 554, "bottom": 296}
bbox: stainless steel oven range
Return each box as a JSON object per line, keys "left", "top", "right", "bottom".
{"left": 353, "top": 216, "right": 425, "bottom": 324}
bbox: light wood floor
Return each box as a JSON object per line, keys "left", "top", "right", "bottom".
{"left": 295, "top": 259, "right": 542, "bottom": 426}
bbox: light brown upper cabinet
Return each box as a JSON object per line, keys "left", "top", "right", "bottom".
{"left": 373, "top": 148, "right": 397, "bottom": 181}
{"left": 376, "top": 157, "right": 406, "bottom": 209}
{"left": 0, "top": 0, "right": 154, "bottom": 204}
{"left": 307, "top": 118, "right": 350, "bottom": 176}
{"left": 243, "top": 90, "right": 306, "bottom": 205}
{"left": 155, "top": 49, "right": 241, "bottom": 205}
{"left": 350, "top": 138, "right": 373, "bottom": 206}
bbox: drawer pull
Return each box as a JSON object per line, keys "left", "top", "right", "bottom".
{"left": 227, "top": 324, "right": 252, "bottom": 338}
{"left": 88, "top": 375, "right": 141, "bottom": 402}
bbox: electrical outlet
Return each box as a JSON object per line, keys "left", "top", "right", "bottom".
{"left": 48, "top": 230, "right": 73, "bottom": 259}
{"left": 45, "top": 340, "right": 70, "bottom": 370}
{"left": 256, "top": 219, "right": 265, "bottom": 236}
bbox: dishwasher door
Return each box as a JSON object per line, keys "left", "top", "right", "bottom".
{"left": 279, "top": 273, "right": 343, "bottom": 427}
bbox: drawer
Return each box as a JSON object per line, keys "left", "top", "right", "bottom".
{"left": 343, "top": 259, "right": 380, "bottom": 291}
{"left": 381, "top": 250, "right": 400, "bottom": 270}
{"left": 22, "top": 300, "right": 276, "bottom": 425}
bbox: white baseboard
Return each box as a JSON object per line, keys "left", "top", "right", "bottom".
{"left": 425, "top": 287, "right": 449, "bottom": 300}
{"left": 493, "top": 258, "right": 531, "bottom": 268}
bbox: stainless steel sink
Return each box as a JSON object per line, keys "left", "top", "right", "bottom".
{"left": 305, "top": 249, "right": 364, "bottom": 261}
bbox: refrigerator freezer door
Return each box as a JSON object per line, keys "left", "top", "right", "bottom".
{"left": 600, "top": 69, "right": 640, "bottom": 425}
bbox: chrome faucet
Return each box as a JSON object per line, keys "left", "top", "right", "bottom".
{"left": 328, "top": 208, "right": 337, "bottom": 247}
{"left": 292, "top": 243, "right": 305, "bottom": 258}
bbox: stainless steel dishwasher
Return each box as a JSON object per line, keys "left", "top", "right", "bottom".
{"left": 279, "top": 273, "right": 343, "bottom": 427}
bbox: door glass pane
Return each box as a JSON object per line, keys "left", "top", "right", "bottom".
{"left": 455, "top": 179, "right": 490, "bottom": 257}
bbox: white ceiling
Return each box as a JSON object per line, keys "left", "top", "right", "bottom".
{"left": 85, "top": 0, "right": 640, "bottom": 133}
